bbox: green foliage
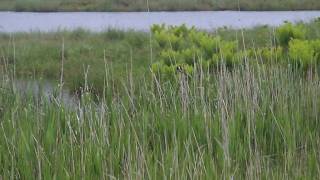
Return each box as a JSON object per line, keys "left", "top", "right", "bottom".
{"left": 180, "top": 47, "right": 200, "bottom": 65}
{"left": 2, "top": 21, "right": 320, "bottom": 179}
{"left": 288, "top": 39, "right": 315, "bottom": 68}
{"left": 276, "top": 23, "right": 306, "bottom": 47}
{"left": 0, "top": 29, "right": 150, "bottom": 94}
{"left": 190, "top": 31, "right": 221, "bottom": 58}
{"left": 153, "top": 29, "right": 180, "bottom": 49}
{"left": 1, "top": 21, "right": 320, "bottom": 95}
{"left": 152, "top": 25, "right": 242, "bottom": 78}
{"left": 220, "top": 41, "right": 238, "bottom": 67}
{"left": 1, "top": 60, "right": 320, "bottom": 179}
{"left": 247, "top": 47, "right": 284, "bottom": 64}
{"left": 152, "top": 23, "right": 320, "bottom": 80}
{"left": 151, "top": 62, "right": 176, "bottom": 79}
{"left": 311, "top": 40, "right": 320, "bottom": 62}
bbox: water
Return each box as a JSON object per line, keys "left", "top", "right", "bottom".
{"left": 11, "top": 79, "right": 109, "bottom": 112}
{"left": 13, "top": 79, "right": 78, "bottom": 108}
{"left": 1, "top": 11, "right": 320, "bottom": 32}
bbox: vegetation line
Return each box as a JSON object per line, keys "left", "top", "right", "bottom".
{"left": 1, "top": 0, "right": 320, "bottom": 12}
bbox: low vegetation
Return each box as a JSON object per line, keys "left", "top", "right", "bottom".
{"left": 0, "top": 21, "right": 320, "bottom": 179}
{"left": 1, "top": 0, "right": 320, "bottom": 11}
{"left": 151, "top": 22, "right": 320, "bottom": 77}
{"left": 0, "top": 29, "right": 150, "bottom": 94}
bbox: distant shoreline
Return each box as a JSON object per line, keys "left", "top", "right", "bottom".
{"left": 2, "top": 10, "right": 320, "bottom": 13}
{"left": 1, "top": 0, "right": 320, "bottom": 12}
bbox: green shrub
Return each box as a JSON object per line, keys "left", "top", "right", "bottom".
{"left": 151, "top": 62, "right": 195, "bottom": 80}
{"left": 154, "top": 30, "right": 179, "bottom": 49}
{"left": 180, "top": 47, "right": 200, "bottom": 65}
{"left": 288, "top": 39, "right": 315, "bottom": 68}
{"left": 276, "top": 23, "right": 306, "bottom": 47}
{"left": 151, "top": 23, "right": 319, "bottom": 79}
{"left": 219, "top": 41, "right": 238, "bottom": 67}
{"left": 152, "top": 24, "right": 192, "bottom": 50}
{"left": 311, "top": 40, "right": 320, "bottom": 63}
{"left": 151, "top": 24, "right": 166, "bottom": 34}
{"left": 254, "top": 47, "right": 284, "bottom": 64}
{"left": 197, "top": 35, "right": 221, "bottom": 59}
{"left": 159, "top": 49, "right": 180, "bottom": 66}
{"left": 170, "top": 24, "right": 190, "bottom": 38}
{"left": 151, "top": 24, "right": 241, "bottom": 78}
{"left": 151, "top": 62, "right": 175, "bottom": 79}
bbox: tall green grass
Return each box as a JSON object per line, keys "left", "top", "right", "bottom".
{"left": 1, "top": 54, "right": 320, "bottom": 179}
{"left": 1, "top": 0, "right": 320, "bottom": 12}
{"left": 0, "top": 29, "right": 150, "bottom": 94}
{"left": 1, "top": 20, "right": 320, "bottom": 94}
{"left": 0, "top": 21, "right": 320, "bottom": 179}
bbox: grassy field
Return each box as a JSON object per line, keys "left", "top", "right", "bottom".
{"left": 1, "top": 0, "right": 320, "bottom": 12}
{"left": 0, "top": 29, "right": 150, "bottom": 93}
{"left": 1, "top": 20, "right": 320, "bottom": 92}
{"left": 1, "top": 59, "right": 319, "bottom": 179}
{"left": 0, "top": 21, "right": 320, "bottom": 178}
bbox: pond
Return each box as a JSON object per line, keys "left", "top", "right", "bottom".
{"left": 1, "top": 11, "right": 320, "bottom": 32}
{"left": 13, "top": 79, "right": 78, "bottom": 108}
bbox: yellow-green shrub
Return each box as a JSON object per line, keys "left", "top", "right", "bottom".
{"left": 151, "top": 24, "right": 319, "bottom": 79}
{"left": 255, "top": 47, "right": 284, "bottom": 64}
{"left": 276, "top": 23, "right": 306, "bottom": 47}
{"left": 311, "top": 40, "right": 320, "bottom": 62}
{"left": 288, "top": 39, "right": 315, "bottom": 68}
{"left": 220, "top": 41, "right": 238, "bottom": 67}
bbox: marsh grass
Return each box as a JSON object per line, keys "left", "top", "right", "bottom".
{"left": 1, "top": 21, "right": 320, "bottom": 179}
{"left": 1, "top": 0, "right": 320, "bottom": 12}
{"left": 0, "top": 29, "right": 150, "bottom": 94}
{"left": 0, "top": 53, "right": 320, "bottom": 178}
{"left": 1, "top": 20, "right": 320, "bottom": 95}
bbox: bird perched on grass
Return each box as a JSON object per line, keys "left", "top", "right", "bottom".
{"left": 176, "top": 65, "right": 183, "bottom": 73}
{"left": 0, "top": 106, "right": 3, "bottom": 119}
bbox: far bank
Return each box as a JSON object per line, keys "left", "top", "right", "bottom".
{"left": 1, "top": 0, "right": 320, "bottom": 12}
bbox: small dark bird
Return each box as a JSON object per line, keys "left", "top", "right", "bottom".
{"left": 0, "top": 106, "right": 3, "bottom": 118}
{"left": 176, "top": 65, "right": 184, "bottom": 73}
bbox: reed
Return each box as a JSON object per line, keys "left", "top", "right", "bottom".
{"left": 0, "top": 21, "right": 320, "bottom": 179}
{"left": 0, "top": 54, "right": 319, "bottom": 179}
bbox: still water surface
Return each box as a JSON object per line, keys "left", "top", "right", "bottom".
{"left": 1, "top": 11, "right": 320, "bottom": 32}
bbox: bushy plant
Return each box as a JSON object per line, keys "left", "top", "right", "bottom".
{"left": 276, "top": 23, "right": 306, "bottom": 47}
{"left": 170, "top": 24, "right": 190, "bottom": 38}
{"left": 151, "top": 23, "right": 318, "bottom": 80}
{"left": 151, "top": 24, "right": 166, "bottom": 34}
{"left": 189, "top": 31, "right": 221, "bottom": 58}
{"left": 251, "top": 47, "right": 284, "bottom": 64}
{"left": 159, "top": 49, "right": 180, "bottom": 66}
{"left": 151, "top": 61, "right": 193, "bottom": 80}
{"left": 151, "top": 24, "right": 241, "bottom": 78}
{"left": 153, "top": 30, "right": 180, "bottom": 49}
{"left": 311, "top": 40, "right": 320, "bottom": 62}
{"left": 152, "top": 24, "right": 193, "bottom": 50}
{"left": 219, "top": 41, "right": 238, "bottom": 67}
{"left": 288, "top": 39, "right": 315, "bottom": 68}
{"left": 180, "top": 47, "right": 200, "bottom": 65}
{"left": 151, "top": 62, "right": 176, "bottom": 79}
